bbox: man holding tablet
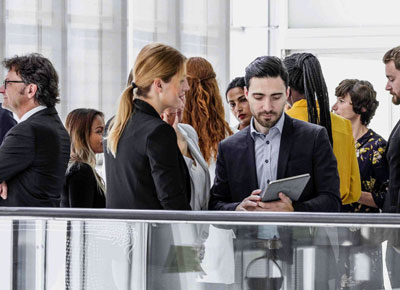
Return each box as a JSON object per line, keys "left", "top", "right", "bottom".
{"left": 209, "top": 56, "right": 341, "bottom": 212}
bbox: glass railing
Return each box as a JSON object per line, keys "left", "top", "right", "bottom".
{"left": 1, "top": 208, "right": 400, "bottom": 290}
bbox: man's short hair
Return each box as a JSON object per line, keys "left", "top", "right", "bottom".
{"left": 225, "top": 77, "right": 245, "bottom": 100}
{"left": 244, "top": 56, "right": 289, "bottom": 89}
{"left": 383, "top": 46, "right": 400, "bottom": 70}
{"left": 335, "top": 79, "right": 379, "bottom": 126}
{"left": 2, "top": 53, "right": 59, "bottom": 107}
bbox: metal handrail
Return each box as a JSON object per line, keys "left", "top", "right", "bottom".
{"left": 0, "top": 207, "right": 400, "bottom": 225}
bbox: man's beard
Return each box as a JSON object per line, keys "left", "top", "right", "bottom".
{"left": 392, "top": 95, "right": 400, "bottom": 105}
{"left": 254, "top": 110, "right": 282, "bottom": 130}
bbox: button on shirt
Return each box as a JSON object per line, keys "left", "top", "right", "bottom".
{"left": 251, "top": 114, "right": 285, "bottom": 240}
{"left": 250, "top": 113, "right": 285, "bottom": 193}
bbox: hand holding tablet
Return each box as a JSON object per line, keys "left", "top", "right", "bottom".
{"left": 260, "top": 173, "right": 311, "bottom": 202}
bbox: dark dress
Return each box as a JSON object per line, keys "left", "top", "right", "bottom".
{"left": 338, "top": 129, "right": 389, "bottom": 289}
{"left": 342, "top": 129, "right": 389, "bottom": 212}
{"left": 104, "top": 98, "right": 191, "bottom": 210}
{"left": 62, "top": 162, "right": 105, "bottom": 208}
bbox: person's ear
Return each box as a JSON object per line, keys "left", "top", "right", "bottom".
{"left": 244, "top": 86, "right": 249, "bottom": 99}
{"left": 27, "top": 84, "right": 38, "bottom": 99}
{"left": 286, "top": 87, "right": 291, "bottom": 99}
{"left": 154, "top": 79, "right": 162, "bottom": 93}
{"left": 361, "top": 107, "right": 367, "bottom": 113}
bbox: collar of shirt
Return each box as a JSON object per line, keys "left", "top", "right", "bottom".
{"left": 17, "top": 105, "right": 47, "bottom": 123}
{"left": 250, "top": 113, "right": 285, "bottom": 140}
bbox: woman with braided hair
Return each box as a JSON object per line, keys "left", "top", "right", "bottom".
{"left": 182, "top": 57, "right": 232, "bottom": 182}
{"left": 284, "top": 53, "right": 361, "bottom": 206}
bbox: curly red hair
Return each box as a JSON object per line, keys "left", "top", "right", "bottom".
{"left": 182, "top": 57, "right": 232, "bottom": 164}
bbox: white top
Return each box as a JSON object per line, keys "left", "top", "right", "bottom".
{"left": 208, "top": 156, "right": 216, "bottom": 185}
{"left": 17, "top": 105, "right": 47, "bottom": 123}
{"left": 178, "top": 123, "right": 211, "bottom": 210}
{"left": 189, "top": 161, "right": 207, "bottom": 210}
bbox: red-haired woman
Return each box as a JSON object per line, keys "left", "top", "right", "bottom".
{"left": 182, "top": 57, "right": 232, "bottom": 182}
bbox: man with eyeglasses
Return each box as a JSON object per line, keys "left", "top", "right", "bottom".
{"left": 0, "top": 53, "right": 70, "bottom": 207}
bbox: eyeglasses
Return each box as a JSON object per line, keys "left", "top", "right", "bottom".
{"left": 1, "top": 80, "right": 25, "bottom": 90}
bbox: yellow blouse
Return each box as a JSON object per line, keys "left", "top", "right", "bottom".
{"left": 286, "top": 99, "right": 361, "bottom": 205}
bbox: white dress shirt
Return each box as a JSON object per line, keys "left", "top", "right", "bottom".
{"left": 17, "top": 105, "right": 47, "bottom": 123}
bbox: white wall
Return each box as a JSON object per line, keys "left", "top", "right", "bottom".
{"left": 279, "top": 0, "right": 400, "bottom": 139}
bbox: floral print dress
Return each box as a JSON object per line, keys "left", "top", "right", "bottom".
{"left": 338, "top": 130, "right": 389, "bottom": 289}
{"left": 342, "top": 129, "right": 389, "bottom": 212}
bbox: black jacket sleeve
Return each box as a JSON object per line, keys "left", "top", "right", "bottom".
{"left": 386, "top": 133, "right": 400, "bottom": 212}
{"left": 146, "top": 123, "right": 191, "bottom": 210}
{"left": 65, "top": 164, "right": 97, "bottom": 208}
{"left": 292, "top": 127, "right": 341, "bottom": 212}
{"left": 0, "top": 123, "right": 35, "bottom": 182}
{"left": 209, "top": 143, "right": 241, "bottom": 211}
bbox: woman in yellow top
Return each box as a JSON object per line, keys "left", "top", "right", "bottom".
{"left": 283, "top": 53, "right": 360, "bottom": 205}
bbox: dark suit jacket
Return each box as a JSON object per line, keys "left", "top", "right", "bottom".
{"left": 0, "top": 104, "right": 16, "bottom": 144}
{"left": 104, "top": 99, "right": 191, "bottom": 210}
{"left": 384, "top": 119, "right": 400, "bottom": 212}
{"left": 62, "top": 162, "right": 106, "bottom": 208}
{"left": 0, "top": 107, "right": 70, "bottom": 207}
{"left": 209, "top": 114, "right": 341, "bottom": 212}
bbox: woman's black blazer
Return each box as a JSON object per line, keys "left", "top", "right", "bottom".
{"left": 104, "top": 99, "right": 191, "bottom": 210}
{"left": 62, "top": 162, "right": 106, "bottom": 208}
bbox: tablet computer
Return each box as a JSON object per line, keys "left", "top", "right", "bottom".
{"left": 260, "top": 173, "right": 310, "bottom": 202}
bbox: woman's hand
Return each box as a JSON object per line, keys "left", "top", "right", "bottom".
{"left": 161, "top": 109, "right": 190, "bottom": 158}
{"left": 172, "top": 113, "right": 190, "bottom": 158}
{"left": 358, "top": 191, "right": 378, "bottom": 208}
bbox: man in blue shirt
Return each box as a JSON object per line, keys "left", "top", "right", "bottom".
{"left": 209, "top": 56, "right": 340, "bottom": 212}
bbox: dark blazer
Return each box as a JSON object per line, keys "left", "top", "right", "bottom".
{"left": 0, "top": 104, "right": 16, "bottom": 144}
{"left": 62, "top": 162, "right": 105, "bottom": 208}
{"left": 384, "top": 119, "right": 400, "bottom": 212}
{"left": 0, "top": 107, "right": 70, "bottom": 207}
{"left": 104, "top": 99, "right": 191, "bottom": 210}
{"left": 209, "top": 114, "right": 341, "bottom": 212}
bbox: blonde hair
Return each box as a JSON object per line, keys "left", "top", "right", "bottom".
{"left": 65, "top": 108, "right": 105, "bottom": 193}
{"left": 107, "top": 43, "right": 186, "bottom": 156}
{"left": 182, "top": 57, "right": 232, "bottom": 164}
